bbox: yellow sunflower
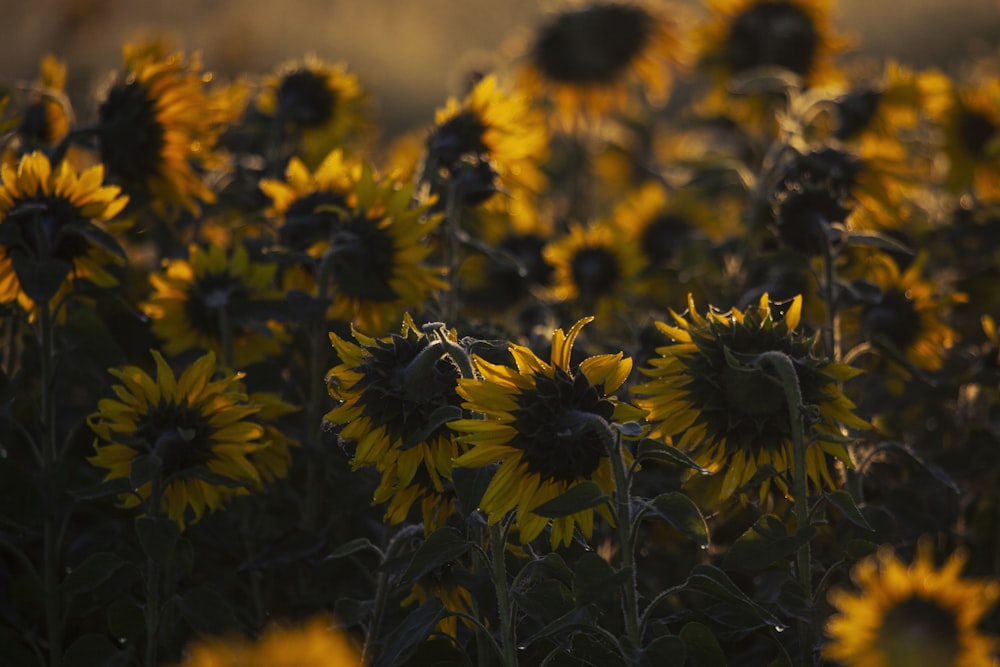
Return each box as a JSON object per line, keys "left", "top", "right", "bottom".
{"left": 95, "top": 43, "right": 230, "bottom": 218}
{"left": 516, "top": 0, "right": 687, "bottom": 126}
{"left": 256, "top": 54, "right": 370, "bottom": 168}
{"left": 401, "top": 564, "right": 477, "bottom": 639}
{"left": 933, "top": 74, "right": 1000, "bottom": 200}
{"left": 169, "top": 614, "right": 363, "bottom": 667}
{"left": 422, "top": 73, "right": 549, "bottom": 207}
{"left": 259, "top": 149, "right": 361, "bottom": 257}
{"left": 15, "top": 54, "right": 71, "bottom": 151}
{"left": 0, "top": 151, "right": 129, "bottom": 313}
{"left": 87, "top": 350, "right": 267, "bottom": 530}
{"left": 854, "top": 252, "right": 966, "bottom": 373}
{"left": 632, "top": 294, "right": 869, "bottom": 506}
{"left": 325, "top": 316, "right": 465, "bottom": 532}
{"left": 450, "top": 317, "right": 646, "bottom": 549}
{"left": 142, "top": 242, "right": 290, "bottom": 368}
{"left": 543, "top": 219, "right": 646, "bottom": 324}
{"left": 824, "top": 540, "right": 1000, "bottom": 667}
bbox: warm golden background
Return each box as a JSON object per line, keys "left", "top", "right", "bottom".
{"left": 4, "top": 0, "right": 1000, "bottom": 138}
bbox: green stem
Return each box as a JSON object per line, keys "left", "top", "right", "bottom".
{"left": 758, "top": 351, "right": 813, "bottom": 667}
{"left": 362, "top": 525, "right": 419, "bottom": 666}
{"left": 144, "top": 474, "right": 163, "bottom": 667}
{"left": 442, "top": 186, "right": 462, "bottom": 324}
{"left": 217, "top": 307, "right": 233, "bottom": 370}
{"left": 490, "top": 521, "right": 518, "bottom": 667}
{"left": 821, "top": 241, "right": 841, "bottom": 362}
{"left": 608, "top": 431, "right": 641, "bottom": 648}
{"left": 39, "top": 303, "right": 62, "bottom": 667}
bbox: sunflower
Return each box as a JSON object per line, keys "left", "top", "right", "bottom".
{"left": 932, "top": 74, "right": 1000, "bottom": 200}
{"left": 15, "top": 54, "right": 71, "bottom": 151}
{"left": 142, "top": 242, "right": 289, "bottom": 368}
{"left": 543, "top": 219, "right": 646, "bottom": 324}
{"left": 256, "top": 54, "right": 370, "bottom": 168}
{"left": 422, "top": 74, "right": 549, "bottom": 207}
{"left": 632, "top": 294, "right": 869, "bottom": 506}
{"left": 824, "top": 540, "right": 1000, "bottom": 667}
{"left": 450, "top": 317, "right": 645, "bottom": 548}
{"left": 401, "top": 563, "right": 477, "bottom": 639}
{"left": 516, "top": 0, "right": 687, "bottom": 125}
{"left": 95, "top": 42, "right": 229, "bottom": 217}
{"left": 87, "top": 350, "right": 268, "bottom": 530}
{"left": 325, "top": 316, "right": 465, "bottom": 532}
{"left": 0, "top": 151, "right": 129, "bottom": 312}
{"left": 169, "top": 614, "right": 363, "bottom": 667}
{"left": 854, "top": 252, "right": 966, "bottom": 373}
{"left": 258, "top": 149, "right": 361, "bottom": 256}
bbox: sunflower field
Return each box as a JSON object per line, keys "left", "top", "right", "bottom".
{"left": 3, "top": 0, "right": 1000, "bottom": 665}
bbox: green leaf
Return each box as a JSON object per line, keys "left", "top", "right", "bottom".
{"left": 128, "top": 455, "right": 160, "bottom": 490}
{"left": 572, "top": 551, "right": 628, "bottom": 606}
{"left": 518, "top": 606, "right": 595, "bottom": 650}
{"left": 62, "top": 634, "right": 132, "bottom": 667}
{"left": 722, "top": 514, "right": 813, "bottom": 572}
{"left": 135, "top": 516, "right": 180, "bottom": 565}
{"left": 845, "top": 539, "right": 879, "bottom": 560}
{"left": 401, "top": 404, "right": 464, "bottom": 450}
{"left": 845, "top": 230, "right": 915, "bottom": 255}
{"left": 71, "top": 477, "right": 132, "bottom": 500}
{"left": 106, "top": 598, "right": 144, "bottom": 640}
{"left": 374, "top": 600, "right": 445, "bottom": 667}
{"left": 531, "top": 481, "right": 608, "bottom": 519}
{"left": 402, "top": 527, "right": 471, "bottom": 583}
{"left": 614, "top": 421, "right": 645, "bottom": 438}
{"left": 10, "top": 254, "right": 72, "bottom": 305}
{"left": 175, "top": 586, "right": 239, "bottom": 635}
{"left": 645, "top": 492, "right": 710, "bottom": 548}
{"left": 679, "top": 622, "right": 726, "bottom": 667}
{"left": 640, "top": 635, "right": 686, "bottom": 667}
{"left": 57, "top": 221, "right": 128, "bottom": 260}
{"left": 683, "top": 564, "right": 786, "bottom": 630}
{"left": 635, "top": 439, "right": 709, "bottom": 473}
{"left": 60, "top": 552, "right": 126, "bottom": 594}
{"left": 325, "top": 537, "right": 381, "bottom": 561}
{"left": 824, "top": 490, "right": 874, "bottom": 532}
{"left": 452, "top": 464, "right": 494, "bottom": 516}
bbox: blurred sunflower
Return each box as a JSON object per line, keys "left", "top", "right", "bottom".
{"left": 142, "top": 242, "right": 290, "bottom": 368}
{"left": 15, "top": 54, "right": 71, "bottom": 152}
{"left": 259, "top": 149, "right": 361, "bottom": 256}
{"left": 824, "top": 540, "right": 1000, "bottom": 667}
{"left": 325, "top": 316, "right": 465, "bottom": 532}
{"left": 256, "top": 54, "right": 370, "bottom": 168}
{"left": 422, "top": 74, "right": 549, "bottom": 207}
{"left": 450, "top": 317, "right": 646, "bottom": 548}
{"left": 87, "top": 350, "right": 266, "bottom": 530}
{"left": 543, "top": 219, "right": 646, "bottom": 323}
{"left": 402, "top": 562, "right": 477, "bottom": 639}
{"left": 932, "top": 75, "right": 1000, "bottom": 200}
{"left": 856, "top": 252, "right": 965, "bottom": 373}
{"left": 0, "top": 151, "right": 129, "bottom": 313}
{"left": 516, "top": 0, "right": 686, "bottom": 125}
{"left": 246, "top": 390, "right": 300, "bottom": 486}
{"left": 169, "top": 614, "right": 363, "bottom": 667}
{"left": 633, "top": 294, "right": 869, "bottom": 505}
{"left": 95, "top": 43, "right": 229, "bottom": 217}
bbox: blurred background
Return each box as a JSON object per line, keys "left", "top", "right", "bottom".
{"left": 4, "top": 0, "right": 1000, "bottom": 140}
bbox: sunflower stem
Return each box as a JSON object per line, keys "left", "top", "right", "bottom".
{"left": 758, "top": 351, "right": 814, "bottom": 667}
{"left": 217, "top": 306, "right": 233, "bottom": 370}
{"left": 442, "top": 184, "right": 462, "bottom": 324}
{"left": 362, "top": 524, "right": 422, "bottom": 666}
{"left": 144, "top": 471, "right": 164, "bottom": 667}
{"left": 821, "top": 239, "right": 841, "bottom": 362}
{"left": 304, "top": 274, "right": 331, "bottom": 532}
{"left": 607, "top": 427, "right": 642, "bottom": 650}
{"left": 39, "top": 302, "right": 63, "bottom": 667}
{"left": 490, "top": 521, "right": 518, "bottom": 667}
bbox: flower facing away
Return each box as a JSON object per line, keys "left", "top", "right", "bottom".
{"left": 88, "top": 350, "right": 268, "bottom": 529}
{"left": 142, "top": 242, "right": 290, "bottom": 368}
{"left": 325, "top": 316, "right": 467, "bottom": 532}
{"left": 517, "top": 0, "right": 687, "bottom": 125}
{"left": 824, "top": 540, "right": 1000, "bottom": 667}
{"left": 95, "top": 43, "right": 229, "bottom": 217}
{"left": 422, "top": 74, "right": 549, "bottom": 207}
{"left": 15, "top": 54, "right": 71, "bottom": 151}
{"left": 450, "top": 317, "right": 646, "bottom": 548}
{"left": 169, "top": 614, "right": 363, "bottom": 667}
{"left": 0, "top": 151, "right": 129, "bottom": 312}
{"left": 632, "top": 294, "right": 869, "bottom": 506}
{"left": 401, "top": 562, "right": 477, "bottom": 639}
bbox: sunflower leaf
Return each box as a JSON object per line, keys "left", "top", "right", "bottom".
{"left": 57, "top": 221, "right": 128, "bottom": 260}
{"left": 70, "top": 477, "right": 132, "bottom": 500}
{"left": 374, "top": 599, "right": 445, "bottom": 667}
{"left": 679, "top": 622, "right": 726, "bottom": 667}
{"left": 135, "top": 516, "right": 180, "bottom": 565}
{"left": 128, "top": 455, "right": 161, "bottom": 490}
{"left": 639, "top": 635, "right": 686, "bottom": 667}
{"left": 643, "top": 492, "right": 710, "bottom": 548}
{"left": 10, "top": 254, "right": 72, "bottom": 305}
{"left": 682, "top": 564, "right": 786, "bottom": 630}
{"left": 722, "top": 514, "right": 814, "bottom": 573}
{"left": 845, "top": 230, "right": 915, "bottom": 255}
{"left": 572, "top": 551, "right": 629, "bottom": 606}
{"left": 400, "top": 404, "right": 463, "bottom": 450}
{"left": 823, "top": 490, "right": 874, "bottom": 532}
{"left": 401, "top": 527, "right": 471, "bottom": 584}
{"left": 452, "top": 464, "right": 494, "bottom": 516}
{"left": 175, "top": 585, "right": 239, "bottom": 635}
{"left": 530, "top": 481, "right": 608, "bottom": 518}
{"left": 62, "top": 633, "right": 132, "bottom": 667}
{"left": 60, "top": 552, "right": 126, "bottom": 594}
{"left": 635, "top": 439, "right": 709, "bottom": 474}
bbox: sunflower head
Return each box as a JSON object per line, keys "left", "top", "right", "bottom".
{"left": 0, "top": 151, "right": 129, "bottom": 312}
{"left": 401, "top": 559, "right": 477, "bottom": 639}
{"left": 325, "top": 316, "right": 467, "bottom": 531}
{"left": 824, "top": 539, "right": 1000, "bottom": 667}
{"left": 15, "top": 54, "right": 71, "bottom": 151}
{"left": 87, "top": 350, "right": 269, "bottom": 530}
{"left": 517, "top": 0, "right": 686, "bottom": 125}
{"left": 450, "top": 317, "right": 645, "bottom": 548}
{"left": 633, "top": 293, "right": 869, "bottom": 505}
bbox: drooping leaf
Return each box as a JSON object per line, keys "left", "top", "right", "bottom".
{"left": 62, "top": 634, "right": 132, "bottom": 667}
{"left": 722, "top": 514, "right": 813, "bottom": 572}
{"left": 530, "top": 481, "right": 607, "bottom": 518}
{"left": 374, "top": 600, "right": 445, "bottom": 667}
{"left": 679, "top": 622, "right": 726, "bottom": 667}
{"left": 635, "top": 439, "right": 709, "bottom": 473}
{"left": 401, "top": 527, "right": 470, "bottom": 584}
{"left": 60, "top": 552, "right": 126, "bottom": 594}
{"left": 452, "top": 464, "right": 494, "bottom": 516}
{"left": 644, "top": 492, "right": 710, "bottom": 548}
{"left": 572, "top": 551, "right": 628, "bottom": 606}
{"left": 135, "top": 516, "right": 180, "bottom": 565}
{"left": 824, "top": 490, "right": 874, "bottom": 532}
{"left": 175, "top": 585, "right": 239, "bottom": 635}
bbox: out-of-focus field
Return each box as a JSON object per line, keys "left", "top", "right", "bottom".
{"left": 4, "top": 0, "right": 1000, "bottom": 138}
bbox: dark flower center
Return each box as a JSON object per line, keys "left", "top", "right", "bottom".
{"left": 834, "top": 88, "right": 882, "bottom": 139}
{"left": 427, "top": 111, "right": 488, "bottom": 170}
{"left": 775, "top": 189, "right": 848, "bottom": 255}
{"left": 98, "top": 80, "right": 166, "bottom": 184}
{"left": 570, "top": 246, "right": 619, "bottom": 300}
{"left": 183, "top": 272, "right": 249, "bottom": 339}
{"left": 328, "top": 216, "right": 399, "bottom": 302}
{"left": 956, "top": 106, "right": 998, "bottom": 159}
{"left": 533, "top": 4, "right": 652, "bottom": 84}
{"left": 138, "top": 402, "right": 213, "bottom": 478}
{"left": 725, "top": 0, "right": 819, "bottom": 77}
{"left": 473, "top": 233, "right": 554, "bottom": 309}
{"left": 18, "top": 102, "right": 57, "bottom": 147}
{"left": 641, "top": 213, "right": 691, "bottom": 263}
{"left": 512, "top": 369, "right": 614, "bottom": 483}
{"left": 862, "top": 289, "right": 921, "bottom": 350}
{"left": 277, "top": 70, "right": 336, "bottom": 127}
{"left": 876, "top": 596, "right": 960, "bottom": 667}
{"left": 281, "top": 191, "right": 349, "bottom": 251}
